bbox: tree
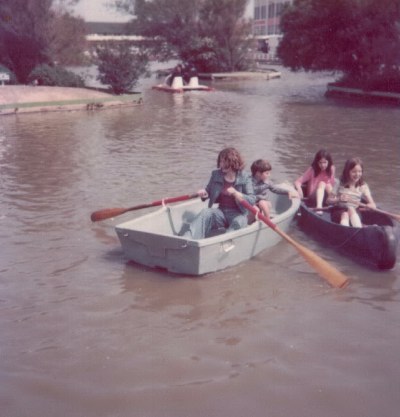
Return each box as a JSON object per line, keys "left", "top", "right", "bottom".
{"left": 113, "top": 0, "right": 252, "bottom": 72}
{"left": 196, "top": 0, "right": 253, "bottom": 71}
{"left": 0, "top": 0, "right": 85, "bottom": 83}
{"left": 277, "top": 0, "right": 400, "bottom": 87}
{"left": 0, "top": 0, "right": 53, "bottom": 82}
{"left": 96, "top": 44, "right": 150, "bottom": 94}
{"left": 49, "top": 12, "right": 87, "bottom": 65}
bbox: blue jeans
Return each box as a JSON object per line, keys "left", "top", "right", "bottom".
{"left": 187, "top": 207, "right": 248, "bottom": 239}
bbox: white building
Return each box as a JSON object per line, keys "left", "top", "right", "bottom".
{"left": 252, "top": 0, "right": 292, "bottom": 36}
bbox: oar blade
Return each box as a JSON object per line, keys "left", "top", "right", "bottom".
{"left": 237, "top": 197, "right": 349, "bottom": 288}
{"left": 90, "top": 208, "right": 128, "bottom": 222}
{"left": 290, "top": 239, "right": 349, "bottom": 288}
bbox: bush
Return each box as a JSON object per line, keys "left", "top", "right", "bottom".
{"left": 96, "top": 45, "right": 150, "bottom": 94}
{"left": 334, "top": 69, "right": 400, "bottom": 93}
{"left": 27, "top": 64, "right": 84, "bottom": 87}
{"left": 0, "top": 64, "right": 17, "bottom": 85}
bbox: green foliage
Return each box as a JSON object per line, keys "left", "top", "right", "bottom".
{"left": 0, "top": 64, "right": 17, "bottom": 84}
{"left": 27, "top": 64, "right": 84, "bottom": 87}
{"left": 196, "top": 0, "right": 253, "bottom": 72}
{"left": 50, "top": 13, "right": 88, "bottom": 66}
{"left": 334, "top": 69, "right": 400, "bottom": 93}
{"left": 96, "top": 44, "right": 150, "bottom": 94}
{"left": 0, "top": 29, "right": 51, "bottom": 84}
{"left": 278, "top": 0, "right": 400, "bottom": 86}
{"left": 118, "top": 0, "right": 252, "bottom": 72}
{"left": 0, "top": 0, "right": 87, "bottom": 83}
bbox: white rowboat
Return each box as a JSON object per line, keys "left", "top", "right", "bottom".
{"left": 115, "top": 193, "right": 300, "bottom": 275}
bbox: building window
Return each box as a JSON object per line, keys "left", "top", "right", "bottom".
{"left": 268, "top": 3, "right": 276, "bottom": 18}
{"left": 261, "top": 5, "right": 267, "bottom": 19}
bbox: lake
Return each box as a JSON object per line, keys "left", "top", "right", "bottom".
{"left": 0, "top": 66, "right": 399, "bottom": 417}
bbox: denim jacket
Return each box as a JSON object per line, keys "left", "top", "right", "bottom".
{"left": 252, "top": 177, "right": 288, "bottom": 202}
{"left": 205, "top": 169, "right": 256, "bottom": 214}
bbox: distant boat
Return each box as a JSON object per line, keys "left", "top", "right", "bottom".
{"left": 152, "top": 75, "right": 214, "bottom": 93}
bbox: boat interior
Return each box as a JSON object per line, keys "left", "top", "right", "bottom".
{"left": 118, "top": 193, "right": 295, "bottom": 238}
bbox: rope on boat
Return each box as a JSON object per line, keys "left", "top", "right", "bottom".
{"left": 326, "top": 227, "right": 364, "bottom": 249}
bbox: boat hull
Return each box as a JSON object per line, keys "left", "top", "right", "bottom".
{"left": 115, "top": 194, "right": 300, "bottom": 275}
{"left": 152, "top": 75, "right": 214, "bottom": 93}
{"left": 297, "top": 202, "right": 398, "bottom": 269}
{"left": 152, "top": 84, "right": 214, "bottom": 93}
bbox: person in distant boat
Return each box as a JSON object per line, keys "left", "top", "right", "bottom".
{"left": 327, "top": 157, "right": 376, "bottom": 228}
{"left": 166, "top": 64, "right": 183, "bottom": 86}
{"left": 183, "top": 147, "right": 256, "bottom": 239}
{"left": 183, "top": 63, "right": 198, "bottom": 85}
{"left": 294, "top": 149, "right": 335, "bottom": 214}
{"left": 250, "top": 159, "right": 298, "bottom": 219}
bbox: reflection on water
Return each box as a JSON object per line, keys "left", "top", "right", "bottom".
{"left": 1, "top": 66, "right": 399, "bottom": 417}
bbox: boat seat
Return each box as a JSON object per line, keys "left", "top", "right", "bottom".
{"left": 188, "top": 76, "right": 199, "bottom": 88}
{"left": 171, "top": 76, "right": 184, "bottom": 89}
{"left": 208, "top": 227, "right": 226, "bottom": 237}
{"left": 177, "top": 223, "right": 227, "bottom": 238}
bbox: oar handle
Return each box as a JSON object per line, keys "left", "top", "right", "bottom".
{"left": 90, "top": 192, "right": 199, "bottom": 222}
{"left": 150, "top": 193, "right": 199, "bottom": 207}
{"left": 357, "top": 202, "right": 400, "bottom": 222}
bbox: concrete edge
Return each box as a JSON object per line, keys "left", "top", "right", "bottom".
{"left": 0, "top": 92, "right": 143, "bottom": 116}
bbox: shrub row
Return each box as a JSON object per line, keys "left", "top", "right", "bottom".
{"left": 0, "top": 64, "right": 84, "bottom": 87}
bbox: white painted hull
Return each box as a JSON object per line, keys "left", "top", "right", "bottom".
{"left": 152, "top": 76, "right": 214, "bottom": 93}
{"left": 115, "top": 194, "right": 300, "bottom": 275}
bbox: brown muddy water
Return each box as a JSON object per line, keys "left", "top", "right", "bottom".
{"left": 0, "top": 66, "right": 399, "bottom": 417}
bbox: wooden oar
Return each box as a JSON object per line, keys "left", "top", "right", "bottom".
{"left": 311, "top": 203, "right": 400, "bottom": 222}
{"left": 91, "top": 193, "right": 199, "bottom": 222}
{"left": 237, "top": 197, "right": 349, "bottom": 288}
{"left": 357, "top": 203, "right": 400, "bottom": 222}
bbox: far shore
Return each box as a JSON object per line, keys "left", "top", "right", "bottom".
{"left": 0, "top": 85, "right": 142, "bottom": 115}
{"left": 325, "top": 83, "right": 400, "bottom": 104}
{"left": 0, "top": 85, "right": 118, "bottom": 105}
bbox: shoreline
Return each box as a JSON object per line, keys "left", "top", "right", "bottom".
{"left": 325, "top": 84, "right": 400, "bottom": 105}
{"left": 0, "top": 85, "right": 142, "bottom": 116}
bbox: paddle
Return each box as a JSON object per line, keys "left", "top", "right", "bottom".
{"left": 237, "top": 197, "right": 349, "bottom": 288}
{"left": 90, "top": 193, "right": 199, "bottom": 222}
{"left": 357, "top": 202, "right": 400, "bottom": 222}
{"left": 311, "top": 203, "right": 400, "bottom": 222}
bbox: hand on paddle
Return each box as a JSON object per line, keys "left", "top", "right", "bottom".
{"left": 226, "top": 186, "right": 242, "bottom": 200}
{"left": 318, "top": 195, "right": 400, "bottom": 222}
{"left": 288, "top": 190, "right": 300, "bottom": 199}
{"left": 197, "top": 189, "right": 209, "bottom": 199}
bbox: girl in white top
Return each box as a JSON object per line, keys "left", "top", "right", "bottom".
{"left": 327, "top": 157, "right": 376, "bottom": 228}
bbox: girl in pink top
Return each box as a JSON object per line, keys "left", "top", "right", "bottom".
{"left": 294, "top": 149, "right": 335, "bottom": 213}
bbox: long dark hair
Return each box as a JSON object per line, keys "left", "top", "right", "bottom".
{"left": 311, "top": 149, "right": 333, "bottom": 176}
{"left": 340, "top": 157, "right": 365, "bottom": 187}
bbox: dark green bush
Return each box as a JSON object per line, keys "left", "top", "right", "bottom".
{"left": 0, "top": 64, "right": 17, "bottom": 84}
{"left": 334, "top": 69, "right": 400, "bottom": 93}
{"left": 96, "top": 45, "right": 149, "bottom": 94}
{"left": 27, "top": 64, "right": 84, "bottom": 87}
